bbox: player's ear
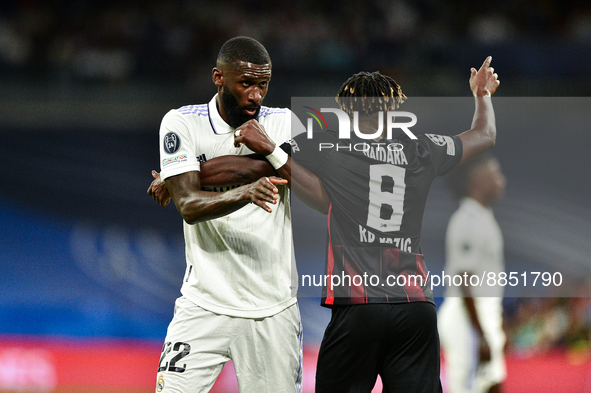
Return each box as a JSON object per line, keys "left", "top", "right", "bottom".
{"left": 212, "top": 67, "right": 224, "bottom": 87}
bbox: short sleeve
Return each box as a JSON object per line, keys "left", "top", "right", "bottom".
{"left": 418, "top": 134, "right": 463, "bottom": 177}
{"left": 159, "top": 110, "right": 200, "bottom": 182}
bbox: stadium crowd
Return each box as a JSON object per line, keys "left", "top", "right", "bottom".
{"left": 0, "top": 0, "right": 590, "bottom": 95}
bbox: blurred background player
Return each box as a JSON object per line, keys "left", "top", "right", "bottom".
{"left": 438, "top": 154, "right": 507, "bottom": 393}
{"left": 152, "top": 36, "right": 302, "bottom": 392}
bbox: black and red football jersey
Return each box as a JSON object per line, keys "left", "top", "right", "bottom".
{"left": 291, "top": 130, "right": 463, "bottom": 306}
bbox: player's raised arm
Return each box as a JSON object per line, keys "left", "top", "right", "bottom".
{"left": 234, "top": 119, "right": 331, "bottom": 214}
{"left": 457, "top": 56, "right": 500, "bottom": 164}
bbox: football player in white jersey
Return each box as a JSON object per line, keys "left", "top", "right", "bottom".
{"left": 149, "top": 37, "right": 303, "bottom": 393}
{"left": 439, "top": 154, "right": 507, "bottom": 393}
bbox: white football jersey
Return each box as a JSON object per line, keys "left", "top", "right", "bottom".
{"left": 159, "top": 95, "right": 299, "bottom": 318}
{"left": 444, "top": 197, "right": 505, "bottom": 300}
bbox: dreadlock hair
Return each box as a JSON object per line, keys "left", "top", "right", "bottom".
{"left": 445, "top": 153, "right": 495, "bottom": 200}
{"left": 335, "top": 71, "right": 406, "bottom": 117}
{"left": 216, "top": 36, "right": 271, "bottom": 68}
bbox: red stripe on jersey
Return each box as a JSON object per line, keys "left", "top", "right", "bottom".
{"left": 401, "top": 270, "right": 426, "bottom": 302}
{"left": 382, "top": 247, "right": 400, "bottom": 271}
{"left": 400, "top": 254, "right": 427, "bottom": 302}
{"left": 325, "top": 203, "right": 334, "bottom": 305}
{"left": 413, "top": 254, "right": 428, "bottom": 301}
{"left": 416, "top": 254, "right": 428, "bottom": 283}
{"left": 343, "top": 259, "right": 367, "bottom": 304}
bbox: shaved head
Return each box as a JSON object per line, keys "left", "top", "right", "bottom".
{"left": 217, "top": 36, "right": 271, "bottom": 70}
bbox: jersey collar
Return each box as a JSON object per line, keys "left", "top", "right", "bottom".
{"left": 208, "top": 94, "right": 234, "bottom": 135}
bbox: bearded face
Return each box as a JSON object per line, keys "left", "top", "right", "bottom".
{"left": 221, "top": 87, "right": 261, "bottom": 129}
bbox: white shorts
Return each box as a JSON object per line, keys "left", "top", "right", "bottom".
{"left": 155, "top": 297, "right": 303, "bottom": 393}
{"left": 438, "top": 297, "right": 506, "bottom": 393}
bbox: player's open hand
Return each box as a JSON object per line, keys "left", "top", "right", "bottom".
{"left": 147, "top": 170, "right": 171, "bottom": 207}
{"left": 244, "top": 176, "right": 287, "bottom": 213}
{"left": 470, "top": 56, "right": 500, "bottom": 98}
{"left": 234, "top": 119, "right": 275, "bottom": 156}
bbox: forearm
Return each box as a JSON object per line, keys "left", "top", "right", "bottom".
{"left": 460, "top": 278, "right": 485, "bottom": 337}
{"left": 461, "top": 279, "right": 492, "bottom": 362}
{"left": 471, "top": 96, "right": 496, "bottom": 145}
{"left": 276, "top": 157, "right": 331, "bottom": 215}
{"left": 167, "top": 171, "right": 278, "bottom": 224}
{"left": 458, "top": 96, "right": 496, "bottom": 164}
{"left": 199, "top": 154, "right": 276, "bottom": 186}
{"left": 174, "top": 186, "right": 251, "bottom": 224}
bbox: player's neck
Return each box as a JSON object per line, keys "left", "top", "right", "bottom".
{"left": 215, "top": 95, "right": 230, "bottom": 124}
{"left": 468, "top": 193, "right": 490, "bottom": 208}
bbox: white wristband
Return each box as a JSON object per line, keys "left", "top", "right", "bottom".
{"left": 265, "top": 145, "right": 288, "bottom": 170}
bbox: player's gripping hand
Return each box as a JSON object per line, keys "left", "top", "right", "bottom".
{"left": 470, "top": 56, "right": 500, "bottom": 98}
{"left": 233, "top": 119, "right": 275, "bottom": 156}
{"left": 147, "top": 170, "right": 171, "bottom": 207}
{"left": 243, "top": 176, "right": 287, "bottom": 213}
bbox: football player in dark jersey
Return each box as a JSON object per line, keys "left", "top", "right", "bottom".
{"left": 231, "top": 56, "right": 499, "bottom": 393}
